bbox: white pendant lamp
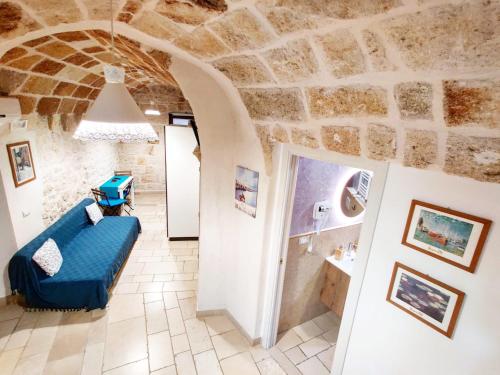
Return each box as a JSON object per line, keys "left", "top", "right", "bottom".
{"left": 73, "top": 1, "right": 159, "bottom": 143}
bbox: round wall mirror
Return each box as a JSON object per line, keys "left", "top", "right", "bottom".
{"left": 340, "top": 171, "right": 369, "bottom": 217}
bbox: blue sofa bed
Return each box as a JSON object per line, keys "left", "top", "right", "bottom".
{"left": 8, "top": 198, "right": 141, "bottom": 310}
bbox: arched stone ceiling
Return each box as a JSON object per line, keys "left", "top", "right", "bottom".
{"left": 0, "top": 28, "right": 186, "bottom": 118}
{"left": 0, "top": 0, "right": 498, "bottom": 183}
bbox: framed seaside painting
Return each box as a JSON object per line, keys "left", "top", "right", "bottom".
{"left": 235, "top": 166, "right": 259, "bottom": 218}
{"left": 6, "top": 141, "right": 36, "bottom": 188}
{"left": 387, "top": 262, "right": 464, "bottom": 338}
{"left": 402, "top": 200, "right": 491, "bottom": 273}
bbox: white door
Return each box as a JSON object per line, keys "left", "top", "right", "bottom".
{"left": 165, "top": 125, "right": 200, "bottom": 239}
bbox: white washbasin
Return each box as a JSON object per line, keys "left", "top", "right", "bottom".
{"left": 326, "top": 255, "right": 355, "bottom": 277}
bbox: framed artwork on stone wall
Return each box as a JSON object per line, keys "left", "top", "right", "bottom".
{"left": 402, "top": 200, "right": 491, "bottom": 273}
{"left": 387, "top": 262, "right": 464, "bottom": 338}
{"left": 6, "top": 141, "right": 36, "bottom": 188}
{"left": 235, "top": 165, "right": 259, "bottom": 218}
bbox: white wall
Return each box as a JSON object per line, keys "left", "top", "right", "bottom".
{"left": 165, "top": 125, "right": 200, "bottom": 238}
{"left": 0, "top": 128, "right": 45, "bottom": 298}
{"left": 171, "top": 57, "right": 269, "bottom": 338}
{"left": 0, "top": 169, "right": 17, "bottom": 298}
{"left": 342, "top": 164, "right": 500, "bottom": 375}
{"left": 0, "top": 130, "right": 45, "bottom": 249}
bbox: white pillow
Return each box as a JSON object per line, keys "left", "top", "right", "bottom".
{"left": 32, "top": 238, "right": 63, "bottom": 277}
{"left": 86, "top": 202, "right": 103, "bottom": 225}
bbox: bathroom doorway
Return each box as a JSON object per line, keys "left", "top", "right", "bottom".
{"left": 261, "top": 144, "right": 388, "bottom": 374}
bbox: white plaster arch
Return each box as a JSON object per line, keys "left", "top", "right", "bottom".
{"left": 0, "top": 21, "right": 271, "bottom": 338}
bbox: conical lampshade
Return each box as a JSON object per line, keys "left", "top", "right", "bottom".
{"left": 73, "top": 67, "right": 159, "bottom": 143}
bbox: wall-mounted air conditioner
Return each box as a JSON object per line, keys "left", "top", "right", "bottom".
{"left": 0, "top": 97, "right": 27, "bottom": 131}
{"left": 0, "top": 97, "right": 21, "bottom": 124}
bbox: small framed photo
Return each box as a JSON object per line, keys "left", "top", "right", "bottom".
{"left": 235, "top": 166, "right": 259, "bottom": 218}
{"left": 402, "top": 200, "right": 491, "bottom": 273}
{"left": 6, "top": 141, "right": 36, "bottom": 188}
{"left": 387, "top": 262, "right": 464, "bottom": 338}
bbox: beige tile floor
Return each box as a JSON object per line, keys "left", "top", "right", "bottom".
{"left": 0, "top": 193, "right": 340, "bottom": 374}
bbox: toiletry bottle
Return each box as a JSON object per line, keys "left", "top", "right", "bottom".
{"left": 334, "top": 245, "right": 344, "bottom": 261}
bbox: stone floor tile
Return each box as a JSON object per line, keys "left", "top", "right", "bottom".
{"left": 312, "top": 312, "right": 338, "bottom": 333}
{"left": 43, "top": 352, "right": 84, "bottom": 375}
{"left": 178, "top": 297, "right": 197, "bottom": 321}
{"left": 107, "top": 294, "right": 144, "bottom": 324}
{"left": 298, "top": 337, "right": 330, "bottom": 358}
{"left": 176, "top": 291, "right": 196, "bottom": 300}
{"left": 219, "top": 352, "right": 260, "bottom": 375}
{"left": 194, "top": 349, "right": 223, "bottom": 375}
{"left": 276, "top": 329, "right": 303, "bottom": 352}
{"left": 322, "top": 326, "right": 340, "bottom": 345}
{"left": 284, "top": 346, "right": 307, "bottom": 365}
{"left": 175, "top": 351, "right": 196, "bottom": 375}
{"left": 249, "top": 344, "right": 271, "bottom": 362}
{"left": 144, "top": 292, "right": 163, "bottom": 304}
{"left": 13, "top": 351, "right": 49, "bottom": 375}
{"left": 151, "top": 365, "right": 177, "bottom": 375}
{"left": 145, "top": 300, "right": 168, "bottom": 334}
{"left": 81, "top": 343, "right": 104, "bottom": 375}
{"left": 296, "top": 356, "right": 330, "bottom": 375}
{"left": 211, "top": 329, "right": 250, "bottom": 360}
{"left": 184, "top": 318, "right": 212, "bottom": 355}
{"left": 268, "top": 347, "right": 301, "bottom": 375}
{"left": 0, "top": 304, "right": 23, "bottom": 323}
{"left": 150, "top": 365, "right": 177, "bottom": 375}
{"left": 163, "top": 292, "right": 179, "bottom": 310}
{"left": 47, "top": 312, "right": 91, "bottom": 361}
{"left": 103, "top": 358, "right": 149, "bottom": 375}
{"left": 103, "top": 316, "right": 147, "bottom": 371}
{"left": 0, "top": 348, "right": 23, "bottom": 375}
{"left": 174, "top": 273, "right": 194, "bottom": 281}
{"left": 293, "top": 320, "right": 323, "bottom": 342}
{"left": 143, "top": 262, "right": 183, "bottom": 275}
{"left": 114, "top": 282, "right": 140, "bottom": 294}
{"left": 133, "top": 274, "right": 154, "bottom": 283}
{"left": 256, "top": 357, "right": 287, "bottom": 375}
{"left": 204, "top": 315, "right": 235, "bottom": 337}
{"left": 0, "top": 319, "right": 20, "bottom": 351}
{"left": 138, "top": 282, "right": 164, "bottom": 293}
{"left": 148, "top": 330, "right": 174, "bottom": 371}
{"left": 317, "top": 345, "right": 336, "bottom": 370}
{"left": 166, "top": 308, "right": 185, "bottom": 336}
{"left": 163, "top": 280, "right": 197, "bottom": 292}
{"left": 155, "top": 274, "right": 174, "bottom": 282}
{"left": 171, "top": 333, "right": 190, "bottom": 354}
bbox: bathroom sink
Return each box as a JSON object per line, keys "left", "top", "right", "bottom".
{"left": 326, "top": 255, "right": 354, "bottom": 277}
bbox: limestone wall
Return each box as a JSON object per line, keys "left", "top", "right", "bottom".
{"left": 117, "top": 123, "right": 166, "bottom": 191}
{"left": 28, "top": 114, "right": 118, "bottom": 225}
{"left": 0, "top": 0, "right": 497, "bottom": 183}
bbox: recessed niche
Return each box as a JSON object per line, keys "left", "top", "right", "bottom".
{"left": 341, "top": 171, "right": 371, "bottom": 218}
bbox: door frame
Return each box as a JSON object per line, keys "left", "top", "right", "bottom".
{"left": 260, "top": 143, "right": 389, "bottom": 374}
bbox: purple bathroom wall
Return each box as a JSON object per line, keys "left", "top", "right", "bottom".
{"left": 289, "top": 157, "right": 364, "bottom": 237}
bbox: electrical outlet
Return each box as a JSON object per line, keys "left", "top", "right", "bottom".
{"left": 299, "top": 236, "right": 310, "bottom": 245}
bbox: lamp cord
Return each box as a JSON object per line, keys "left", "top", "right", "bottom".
{"left": 110, "top": 0, "right": 115, "bottom": 65}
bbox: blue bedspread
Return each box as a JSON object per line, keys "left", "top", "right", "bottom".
{"left": 8, "top": 198, "right": 141, "bottom": 310}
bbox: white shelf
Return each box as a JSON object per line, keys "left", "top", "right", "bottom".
{"left": 326, "top": 255, "right": 355, "bottom": 277}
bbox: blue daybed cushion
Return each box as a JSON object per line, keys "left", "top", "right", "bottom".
{"left": 8, "top": 198, "right": 141, "bottom": 310}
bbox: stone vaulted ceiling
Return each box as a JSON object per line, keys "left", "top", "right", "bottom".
{"left": 0, "top": 29, "right": 184, "bottom": 117}
{"left": 0, "top": 0, "right": 498, "bottom": 183}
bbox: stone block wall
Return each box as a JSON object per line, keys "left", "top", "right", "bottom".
{"left": 29, "top": 114, "right": 118, "bottom": 225}
{"left": 0, "top": 0, "right": 498, "bottom": 184}
{"left": 117, "top": 122, "right": 166, "bottom": 192}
